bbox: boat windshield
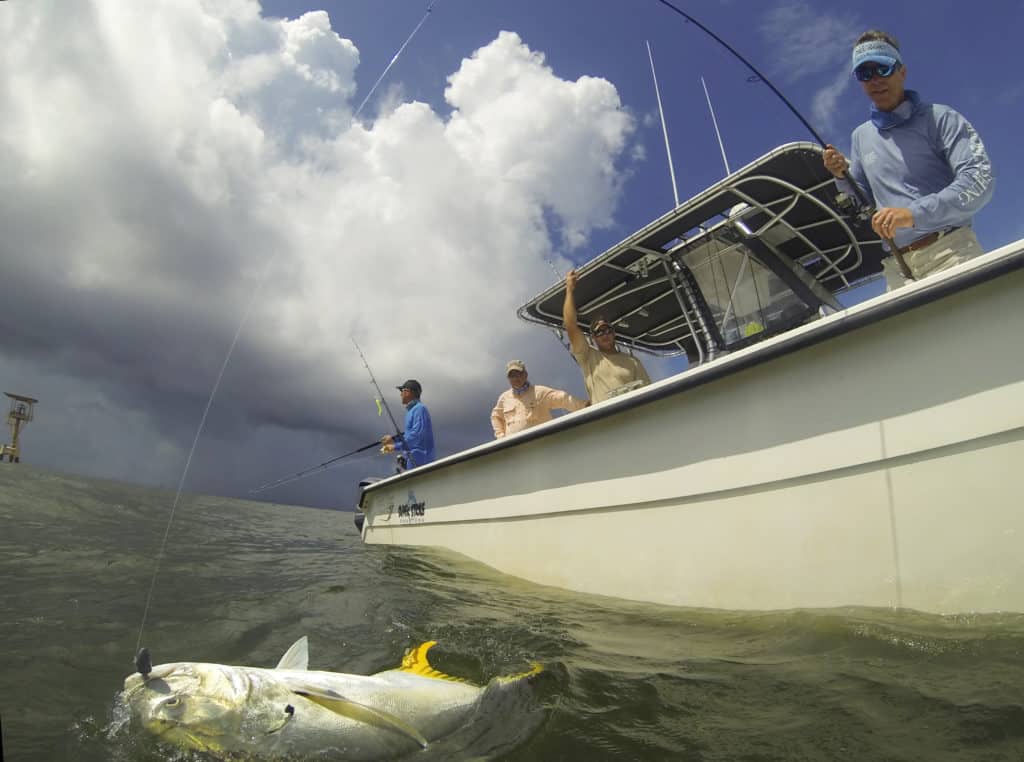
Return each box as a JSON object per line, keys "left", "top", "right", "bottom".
{"left": 680, "top": 232, "right": 811, "bottom": 347}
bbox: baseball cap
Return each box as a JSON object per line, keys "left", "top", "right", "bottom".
{"left": 396, "top": 379, "right": 422, "bottom": 395}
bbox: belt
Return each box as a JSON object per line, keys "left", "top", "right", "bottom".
{"left": 896, "top": 227, "right": 958, "bottom": 255}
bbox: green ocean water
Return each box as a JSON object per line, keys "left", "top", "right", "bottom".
{"left": 1, "top": 464, "right": 1023, "bottom": 761}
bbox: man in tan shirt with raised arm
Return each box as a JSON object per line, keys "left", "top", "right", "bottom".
{"left": 562, "top": 269, "right": 651, "bottom": 403}
{"left": 490, "top": 360, "right": 588, "bottom": 438}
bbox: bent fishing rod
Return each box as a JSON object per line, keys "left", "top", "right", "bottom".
{"left": 652, "top": 0, "right": 913, "bottom": 280}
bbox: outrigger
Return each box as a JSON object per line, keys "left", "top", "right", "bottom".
{"left": 354, "top": 142, "right": 1024, "bottom": 615}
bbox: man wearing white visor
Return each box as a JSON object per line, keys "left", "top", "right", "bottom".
{"left": 823, "top": 30, "right": 995, "bottom": 291}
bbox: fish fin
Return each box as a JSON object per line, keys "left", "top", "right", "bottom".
{"left": 275, "top": 636, "right": 309, "bottom": 670}
{"left": 397, "top": 640, "right": 473, "bottom": 684}
{"left": 293, "top": 687, "right": 428, "bottom": 749}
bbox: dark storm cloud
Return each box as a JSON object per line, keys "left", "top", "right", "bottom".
{"left": 0, "top": 3, "right": 637, "bottom": 507}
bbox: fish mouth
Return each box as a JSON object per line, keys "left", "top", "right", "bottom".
{"left": 144, "top": 720, "right": 220, "bottom": 753}
{"left": 119, "top": 685, "right": 214, "bottom": 752}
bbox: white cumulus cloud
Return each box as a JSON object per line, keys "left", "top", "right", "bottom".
{"left": 0, "top": 0, "right": 637, "bottom": 502}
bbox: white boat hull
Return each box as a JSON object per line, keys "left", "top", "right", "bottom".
{"left": 360, "top": 243, "right": 1024, "bottom": 614}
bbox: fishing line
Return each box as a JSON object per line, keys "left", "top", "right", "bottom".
{"left": 353, "top": 0, "right": 439, "bottom": 120}
{"left": 132, "top": 4, "right": 447, "bottom": 661}
{"left": 134, "top": 256, "right": 275, "bottom": 657}
{"left": 247, "top": 334, "right": 413, "bottom": 494}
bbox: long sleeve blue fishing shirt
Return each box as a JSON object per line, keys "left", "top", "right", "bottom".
{"left": 394, "top": 400, "right": 435, "bottom": 468}
{"left": 838, "top": 90, "right": 995, "bottom": 249}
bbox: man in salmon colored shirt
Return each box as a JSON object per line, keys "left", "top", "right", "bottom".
{"left": 490, "top": 361, "right": 588, "bottom": 439}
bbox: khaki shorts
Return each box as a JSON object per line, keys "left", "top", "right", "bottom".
{"left": 882, "top": 227, "right": 984, "bottom": 292}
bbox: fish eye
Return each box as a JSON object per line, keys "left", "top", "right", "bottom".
{"left": 163, "top": 697, "right": 181, "bottom": 707}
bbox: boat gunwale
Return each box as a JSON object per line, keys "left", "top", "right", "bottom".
{"left": 359, "top": 240, "right": 1024, "bottom": 504}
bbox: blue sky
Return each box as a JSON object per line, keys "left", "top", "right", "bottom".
{"left": 263, "top": 0, "right": 1022, "bottom": 254}
{"left": 1, "top": 0, "right": 1019, "bottom": 508}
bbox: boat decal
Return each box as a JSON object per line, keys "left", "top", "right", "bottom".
{"left": 397, "top": 490, "right": 426, "bottom": 524}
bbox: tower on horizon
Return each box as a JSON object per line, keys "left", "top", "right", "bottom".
{"left": 2, "top": 392, "right": 38, "bottom": 463}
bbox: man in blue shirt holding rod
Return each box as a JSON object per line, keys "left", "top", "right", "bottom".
{"left": 823, "top": 29, "right": 995, "bottom": 291}
{"left": 380, "top": 379, "right": 436, "bottom": 470}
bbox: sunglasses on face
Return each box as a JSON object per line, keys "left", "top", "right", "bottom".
{"left": 593, "top": 326, "right": 614, "bottom": 337}
{"left": 854, "top": 62, "right": 899, "bottom": 82}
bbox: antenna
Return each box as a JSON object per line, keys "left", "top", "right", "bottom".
{"left": 701, "top": 76, "right": 730, "bottom": 175}
{"left": 645, "top": 40, "right": 680, "bottom": 208}
{"left": 353, "top": 1, "right": 439, "bottom": 120}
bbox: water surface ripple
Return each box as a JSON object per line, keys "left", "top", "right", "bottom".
{"left": 1, "top": 466, "right": 1022, "bottom": 760}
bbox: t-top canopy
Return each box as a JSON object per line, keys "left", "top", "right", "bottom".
{"left": 518, "top": 142, "right": 886, "bottom": 361}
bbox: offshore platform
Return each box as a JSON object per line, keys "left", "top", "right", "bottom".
{"left": 2, "top": 392, "right": 38, "bottom": 463}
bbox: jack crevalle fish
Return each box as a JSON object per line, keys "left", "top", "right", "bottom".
{"left": 121, "top": 637, "right": 541, "bottom": 759}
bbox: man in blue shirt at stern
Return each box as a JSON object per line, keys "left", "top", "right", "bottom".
{"left": 823, "top": 29, "right": 995, "bottom": 291}
{"left": 380, "top": 379, "right": 436, "bottom": 470}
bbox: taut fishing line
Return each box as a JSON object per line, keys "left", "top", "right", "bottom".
{"left": 134, "top": 256, "right": 273, "bottom": 658}
{"left": 133, "top": 0, "right": 442, "bottom": 664}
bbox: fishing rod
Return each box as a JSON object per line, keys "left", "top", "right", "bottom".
{"left": 652, "top": 0, "right": 913, "bottom": 280}
{"left": 248, "top": 333, "right": 407, "bottom": 491}
{"left": 351, "top": 336, "right": 402, "bottom": 436}
{"left": 248, "top": 439, "right": 382, "bottom": 494}
{"left": 349, "top": 336, "right": 418, "bottom": 470}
